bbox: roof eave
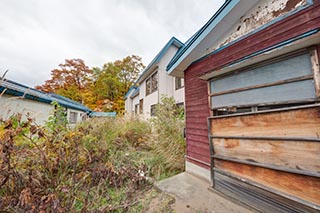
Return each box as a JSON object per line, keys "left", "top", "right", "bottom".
{"left": 166, "top": 0, "right": 240, "bottom": 76}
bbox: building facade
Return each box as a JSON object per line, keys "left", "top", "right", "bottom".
{"left": 0, "top": 79, "right": 92, "bottom": 125}
{"left": 125, "top": 37, "right": 185, "bottom": 119}
{"left": 167, "top": 0, "right": 320, "bottom": 212}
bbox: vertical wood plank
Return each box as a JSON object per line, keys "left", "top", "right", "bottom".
{"left": 310, "top": 48, "right": 320, "bottom": 98}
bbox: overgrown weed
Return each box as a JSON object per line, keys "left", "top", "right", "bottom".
{"left": 0, "top": 97, "right": 185, "bottom": 211}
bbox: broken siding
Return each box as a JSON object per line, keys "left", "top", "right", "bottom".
{"left": 191, "top": 2, "right": 320, "bottom": 75}
{"left": 206, "top": 0, "right": 308, "bottom": 54}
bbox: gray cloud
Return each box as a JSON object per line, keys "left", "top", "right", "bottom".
{"left": 0, "top": 0, "right": 224, "bottom": 86}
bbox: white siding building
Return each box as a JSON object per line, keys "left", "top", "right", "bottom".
{"left": 125, "top": 37, "right": 185, "bottom": 119}
{"left": 0, "top": 79, "right": 92, "bottom": 125}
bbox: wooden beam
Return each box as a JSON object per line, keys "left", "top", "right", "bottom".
{"left": 310, "top": 48, "right": 320, "bottom": 98}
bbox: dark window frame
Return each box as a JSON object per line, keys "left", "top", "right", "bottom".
{"left": 69, "top": 111, "right": 78, "bottom": 124}
{"left": 146, "top": 72, "right": 158, "bottom": 96}
{"left": 175, "top": 77, "right": 184, "bottom": 90}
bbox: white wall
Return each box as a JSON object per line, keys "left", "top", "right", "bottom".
{"left": 0, "top": 94, "right": 87, "bottom": 126}
{"left": 174, "top": 83, "right": 185, "bottom": 104}
{"left": 0, "top": 94, "right": 53, "bottom": 125}
{"left": 132, "top": 94, "right": 140, "bottom": 115}
{"left": 125, "top": 44, "right": 186, "bottom": 119}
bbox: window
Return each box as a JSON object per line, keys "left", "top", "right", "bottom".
{"left": 209, "top": 50, "right": 319, "bottom": 116}
{"left": 134, "top": 104, "right": 139, "bottom": 115}
{"left": 175, "top": 102, "right": 185, "bottom": 117}
{"left": 146, "top": 72, "right": 158, "bottom": 95}
{"left": 175, "top": 77, "right": 184, "bottom": 90}
{"left": 139, "top": 99, "right": 144, "bottom": 114}
{"left": 150, "top": 104, "right": 157, "bottom": 116}
{"left": 69, "top": 111, "right": 77, "bottom": 124}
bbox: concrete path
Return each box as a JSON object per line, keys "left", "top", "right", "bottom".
{"left": 156, "top": 172, "right": 253, "bottom": 213}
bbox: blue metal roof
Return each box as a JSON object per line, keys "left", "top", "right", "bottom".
{"left": 0, "top": 79, "right": 92, "bottom": 113}
{"left": 130, "top": 87, "right": 140, "bottom": 98}
{"left": 124, "top": 85, "right": 137, "bottom": 100}
{"left": 166, "top": 0, "right": 237, "bottom": 72}
{"left": 136, "top": 36, "right": 183, "bottom": 84}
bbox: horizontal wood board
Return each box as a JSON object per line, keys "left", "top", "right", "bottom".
{"left": 213, "top": 139, "right": 320, "bottom": 175}
{"left": 214, "top": 171, "right": 319, "bottom": 213}
{"left": 211, "top": 107, "right": 320, "bottom": 138}
{"left": 215, "top": 160, "right": 320, "bottom": 206}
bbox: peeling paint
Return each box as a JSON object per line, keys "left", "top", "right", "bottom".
{"left": 206, "top": 0, "right": 307, "bottom": 55}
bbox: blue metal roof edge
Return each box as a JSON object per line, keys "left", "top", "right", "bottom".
{"left": 199, "top": 28, "right": 320, "bottom": 79}
{"left": 130, "top": 86, "right": 140, "bottom": 98}
{"left": 48, "top": 93, "right": 92, "bottom": 112}
{"left": 166, "top": 0, "right": 238, "bottom": 72}
{"left": 124, "top": 85, "right": 137, "bottom": 99}
{"left": 0, "top": 79, "right": 91, "bottom": 113}
{"left": 135, "top": 36, "right": 183, "bottom": 84}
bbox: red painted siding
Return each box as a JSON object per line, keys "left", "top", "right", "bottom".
{"left": 185, "top": 2, "right": 320, "bottom": 169}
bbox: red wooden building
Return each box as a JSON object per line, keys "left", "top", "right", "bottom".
{"left": 167, "top": 0, "right": 320, "bottom": 211}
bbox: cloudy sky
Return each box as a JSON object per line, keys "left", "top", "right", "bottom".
{"left": 0, "top": 0, "right": 224, "bottom": 87}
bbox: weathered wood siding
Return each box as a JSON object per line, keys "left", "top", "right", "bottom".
{"left": 210, "top": 106, "right": 320, "bottom": 211}
{"left": 190, "top": 2, "right": 320, "bottom": 75}
{"left": 185, "top": 61, "right": 211, "bottom": 169}
{"left": 184, "top": 0, "right": 320, "bottom": 169}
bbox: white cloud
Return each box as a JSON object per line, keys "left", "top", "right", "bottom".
{"left": 0, "top": 0, "right": 224, "bottom": 86}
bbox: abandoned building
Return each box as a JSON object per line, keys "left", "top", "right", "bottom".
{"left": 167, "top": 0, "right": 320, "bottom": 212}
{"left": 0, "top": 79, "right": 92, "bottom": 125}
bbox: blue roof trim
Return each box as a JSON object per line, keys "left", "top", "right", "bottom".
{"left": 166, "top": 0, "right": 238, "bottom": 72}
{"left": 124, "top": 85, "right": 137, "bottom": 99}
{"left": 0, "top": 79, "right": 91, "bottom": 113}
{"left": 130, "top": 87, "right": 140, "bottom": 98}
{"left": 190, "top": 1, "right": 314, "bottom": 67}
{"left": 136, "top": 36, "right": 183, "bottom": 83}
{"left": 200, "top": 28, "right": 320, "bottom": 79}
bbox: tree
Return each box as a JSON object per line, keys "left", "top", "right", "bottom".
{"left": 93, "top": 55, "right": 145, "bottom": 113}
{"left": 114, "top": 55, "right": 145, "bottom": 92}
{"left": 36, "top": 59, "right": 93, "bottom": 103}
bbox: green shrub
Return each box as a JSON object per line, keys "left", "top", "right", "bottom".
{"left": 149, "top": 96, "right": 186, "bottom": 179}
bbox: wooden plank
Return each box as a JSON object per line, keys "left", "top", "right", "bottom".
{"left": 310, "top": 48, "right": 320, "bottom": 98}
{"left": 213, "top": 139, "right": 320, "bottom": 175}
{"left": 215, "top": 160, "right": 320, "bottom": 206}
{"left": 214, "top": 172, "right": 319, "bottom": 213}
{"left": 187, "top": 151, "right": 210, "bottom": 164}
{"left": 211, "top": 79, "right": 316, "bottom": 108}
{"left": 211, "top": 107, "right": 320, "bottom": 138}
